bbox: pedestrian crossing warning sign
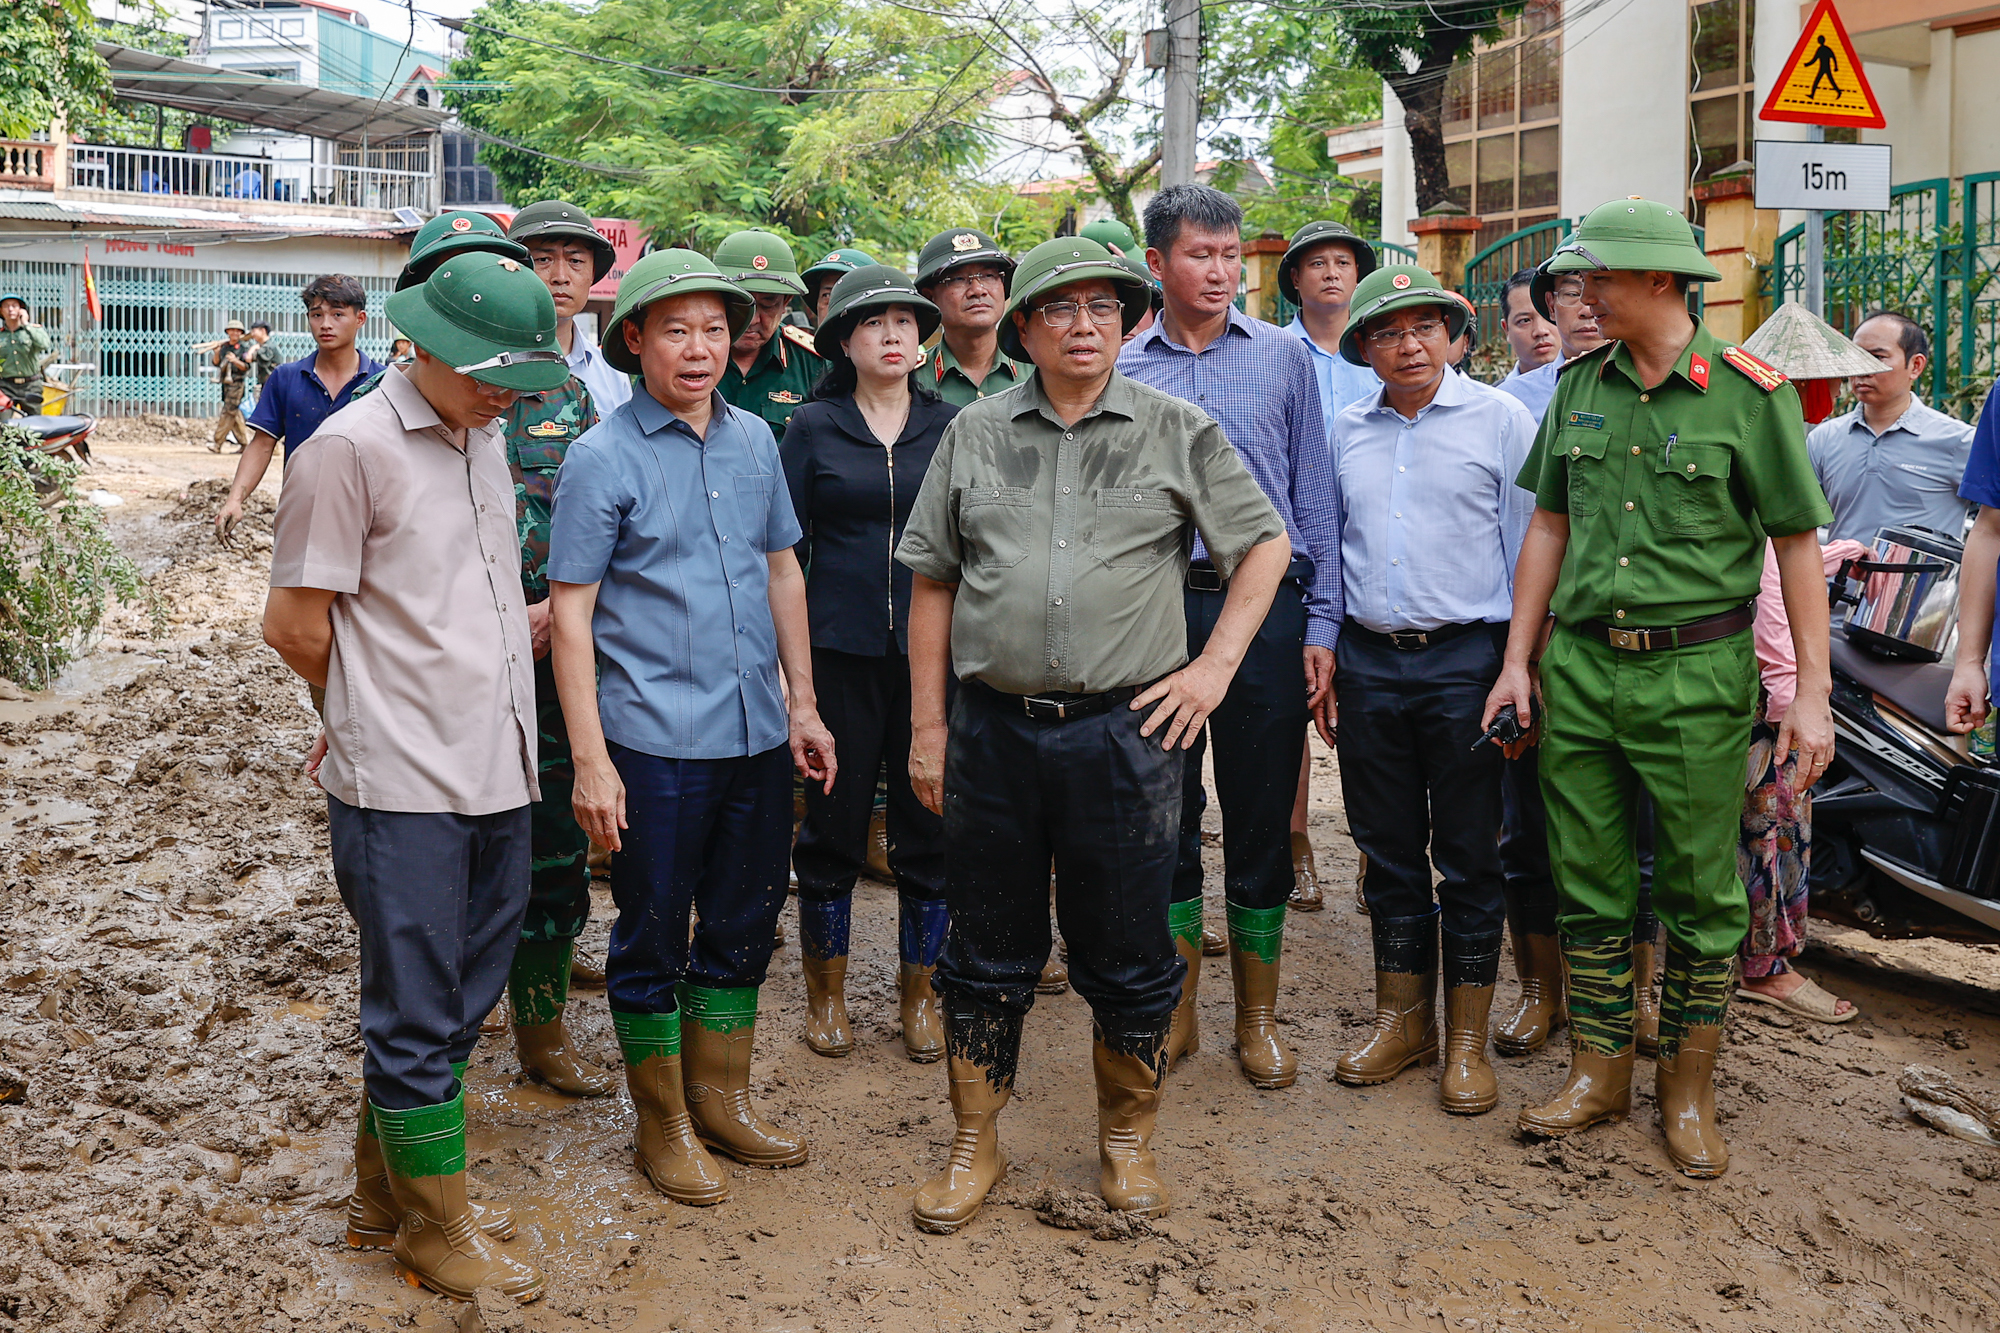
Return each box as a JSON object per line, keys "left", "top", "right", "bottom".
{"left": 1758, "top": 0, "right": 1885, "bottom": 129}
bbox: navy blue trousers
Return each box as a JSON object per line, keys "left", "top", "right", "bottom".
{"left": 327, "top": 796, "right": 529, "bottom": 1110}
{"left": 606, "top": 742, "right": 792, "bottom": 1014}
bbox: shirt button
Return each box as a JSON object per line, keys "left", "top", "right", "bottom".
{"left": 722, "top": 535, "right": 730, "bottom": 542}
{"left": 1615, "top": 609, "right": 1626, "bottom": 620}
{"left": 1394, "top": 512, "right": 1402, "bottom": 519}
{"left": 1050, "top": 657, "right": 1059, "bottom": 667}
{"left": 1064, "top": 433, "right": 1073, "bottom": 441}
{"left": 1571, "top": 446, "right": 1580, "bottom": 456}
{"left": 1619, "top": 557, "right": 1629, "bottom": 567}
{"left": 1391, "top": 558, "right": 1400, "bottom": 566}
{"left": 1061, "top": 486, "right": 1071, "bottom": 494}
{"left": 1687, "top": 463, "right": 1698, "bottom": 473}
{"left": 1640, "top": 393, "right": 1650, "bottom": 402}
{"left": 1053, "top": 597, "right": 1063, "bottom": 605}
{"left": 1058, "top": 540, "right": 1067, "bottom": 548}
{"left": 1631, "top": 446, "right": 1641, "bottom": 455}
{"left": 1398, "top": 465, "right": 1406, "bottom": 473}
{"left": 711, "top": 491, "right": 720, "bottom": 498}
{"left": 1624, "top": 501, "right": 1635, "bottom": 511}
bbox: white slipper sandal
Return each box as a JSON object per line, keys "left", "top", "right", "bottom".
{"left": 1735, "top": 975, "right": 1859, "bottom": 1024}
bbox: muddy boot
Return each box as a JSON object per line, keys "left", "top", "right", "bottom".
{"left": 569, "top": 951, "right": 606, "bottom": 990}
{"left": 1352, "top": 852, "right": 1370, "bottom": 915}
{"left": 865, "top": 806, "right": 893, "bottom": 883}
{"left": 510, "top": 939, "right": 612, "bottom": 1097}
{"left": 1440, "top": 929, "right": 1502, "bottom": 1115}
{"left": 913, "top": 1008, "right": 1021, "bottom": 1234}
{"left": 1518, "top": 935, "right": 1635, "bottom": 1138}
{"left": 1656, "top": 949, "right": 1733, "bottom": 1178}
{"left": 374, "top": 1092, "right": 542, "bottom": 1304}
{"left": 1287, "top": 832, "right": 1325, "bottom": 911}
{"left": 1164, "top": 899, "right": 1203, "bottom": 1070}
{"left": 898, "top": 896, "right": 948, "bottom": 1063}
{"left": 1334, "top": 907, "right": 1438, "bottom": 1086}
{"left": 479, "top": 1004, "right": 508, "bottom": 1038}
{"left": 1226, "top": 902, "right": 1296, "bottom": 1089}
{"left": 347, "top": 1093, "right": 514, "bottom": 1249}
{"left": 680, "top": 984, "right": 808, "bottom": 1167}
{"left": 1094, "top": 1030, "right": 1171, "bottom": 1216}
{"left": 1632, "top": 918, "right": 1662, "bottom": 1058}
{"left": 1201, "top": 920, "right": 1226, "bottom": 956}
{"left": 1037, "top": 952, "right": 1070, "bottom": 995}
{"left": 798, "top": 898, "right": 853, "bottom": 1057}
{"left": 614, "top": 1009, "right": 729, "bottom": 1205}
{"left": 1495, "top": 931, "right": 1567, "bottom": 1056}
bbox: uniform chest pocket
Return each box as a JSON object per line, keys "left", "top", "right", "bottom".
{"left": 733, "top": 473, "right": 777, "bottom": 547}
{"left": 1090, "top": 488, "right": 1182, "bottom": 570}
{"left": 1654, "top": 444, "right": 1732, "bottom": 536}
{"left": 1560, "top": 427, "right": 1611, "bottom": 517}
{"left": 960, "top": 486, "right": 1035, "bottom": 569}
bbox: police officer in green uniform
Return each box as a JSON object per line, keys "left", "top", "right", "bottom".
{"left": 715, "top": 230, "right": 824, "bottom": 438}
{"left": 0, "top": 293, "right": 56, "bottom": 415}
{"left": 914, "top": 228, "right": 1024, "bottom": 407}
{"left": 800, "top": 247, "right": 877, "bottom": 328}
{"left": 497, "top": 201, "right": 611, "bottom": 1099}
{"left": 397, "top": 211, "right": 530, "bottom": 291}
{"left": 1482, "top": 199, "right": 1835, "bottom": 1179}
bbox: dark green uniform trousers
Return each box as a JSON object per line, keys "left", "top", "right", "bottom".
{"left": 525, "top": 653, "right": 591, "bottom": 943}
{"left": 1537, "top": 625, "right": 1756, "bottom": 964}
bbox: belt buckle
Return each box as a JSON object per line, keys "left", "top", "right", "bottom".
{"left": 1388, "top": 630, "right": 1429, "bottom": 650}
{"left": 1022, "top": 695, "right": 1066, "bottom": 721}
{"left": 1186, "top": 566, "right": 1224, "bottom": 592}
{"left": 1608, "top": 628, "right": 1642, "bottom": 651}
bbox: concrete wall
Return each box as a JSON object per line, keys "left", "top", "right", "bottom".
{"left": 1379, "top": 85, "right": 1415, "bottom": 247}
{"left": 1558, "top": 0, "right": 1686, "bottom": 218}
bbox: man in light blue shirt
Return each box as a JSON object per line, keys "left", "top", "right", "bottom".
{"left": 1496, "top": 267, "right": 1605, "bottom": 424}
{"left": 1809, "top": 310, "right": 1973, "bottom": 546}
{"left": 507, "top": 201, "right": 634, "bottom": 415}
{"left": 1280, "top": 219, "right": 1382, "bottom": 428}
{"left": 1494, "top": 268, "right": 1558, "bottom": 403}
{"left": 548, "top": 249, "right": 835, "bottom": 1203}
{"left": 1324, "top": 266, "right": 1536, "bottom": 1120}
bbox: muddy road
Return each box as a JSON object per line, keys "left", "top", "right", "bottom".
{"left": 3, "top": 421, "right": 1999, "bottom": 1333}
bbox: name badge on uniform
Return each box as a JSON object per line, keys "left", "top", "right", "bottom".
{"left": 1567, "top": 411, "right": 1605, "bottom": 429}
{"left": 767, "top": 390, "right": 803, "bottom": 405}
{"left": 525, "top": 420, "right": 572, "bottom": 438}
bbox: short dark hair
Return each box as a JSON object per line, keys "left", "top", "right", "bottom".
{"left": 249, "top": 321, "right": 271, "bottom": 334}
{"left": 1142, "top": 184, "right": 1243, "bottom": 257}
{"left": 1857, "top": 308, "right": 1929, "bottom": 362}
{"left": 301, "top": 274, "right": 367, "bottom": 311}
{"left": 1501, "top": 269, "right": 1538, "bottom": 319}
{"left": 809, "top": 359, "right": 939, "bottom": 406}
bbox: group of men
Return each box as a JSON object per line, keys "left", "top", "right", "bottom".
{"left": 231, "top": 180, "right": 1966, "bottom": 1306}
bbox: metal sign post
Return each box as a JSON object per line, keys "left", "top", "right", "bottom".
{"left": 1804, "top": 126, "right": 1827, "bottom": 317}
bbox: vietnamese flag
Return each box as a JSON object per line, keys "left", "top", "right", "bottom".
{"left": 82, "top": 247, "right": 101, "bottom": 322}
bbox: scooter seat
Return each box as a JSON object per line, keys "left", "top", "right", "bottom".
{"left": 1831, "top": 628, "right": 1953, "bottom": 733}
{"left": 14, "top": 414, "right": 92, "bottom": 441}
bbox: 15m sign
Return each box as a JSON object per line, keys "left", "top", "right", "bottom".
{"left": 1753, "top": 141, "right": 1892, "bottom": 213}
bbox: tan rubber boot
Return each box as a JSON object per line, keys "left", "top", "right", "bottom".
{"left": 569, "top": 952, "right": 607, "bottom": 990}
{"left": 1334, "top": 971, "right": 1437, "bottom": 1085}
{"left": 346, "top": 1097, "right": 514, "bottom": 1249}
{"left": 1517, "top": 1042, "right": 1634, "bottom": 1137}
{"left": 912, "top": 1032, "right": 1016, "bottom": 1234}
{"left": 1227, "top": 903, "right": 1297, "bottom": 1089}
{"left": 1200, "top": 921, "right": 1226, "bottom": 956}
{"left": 1094, "top": 1038, "right": 1170, "bottom": 1216}
{"left": 1440, "top": 985, "right": 1498, "bottom": 1114}
{"left": 1494, "top": 932, "right": 1567, "bottom": 1056}
{"left": 800, "top": 952, "right": 854, "bottom": 1057}
{"left": 1164, "top": 900, "right": 1203, "bottom": 1071}
{"left": 510, "top": 939, "right": 613, "bottom": 1096}
{"left": 1632, "top": 936, "right": 1662, "bottom": 1058}
{"left": 1037, "top": 953, "right": 1070, "bottom": 994}
{"left": 375, "top": 1096, "right": 541, "bottom": 1304}
{"left": 900, "top": 964, "right": 945, "bottom": 1063}
{"left": 1656, "top": 1024, "right": 1729, "bottom": 1177}
{"left": 514, "top": 1018, "right": 613, "bottom": 1096}
{"left": 627, "top": 1056, "right": 731, "bottom": 1205}
{"left": 1287, "top": 832, "right": 1325, "bottom": 911}
{"left": 681, "top": 986, "right": 808, "bottom": 1168}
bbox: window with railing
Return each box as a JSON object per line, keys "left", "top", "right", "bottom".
{"left": 64, "top": 142, "right": 432, "bottom": 212}
{"left": 1442, "top": 0, "right": 1562, "bottom": 251}
{"left": 441, "top": 132, "right": 500, "bottom": 206}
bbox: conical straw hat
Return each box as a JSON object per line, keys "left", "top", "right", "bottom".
{"left": 1741, "top": 302, "right": 1885, "bottom": 380}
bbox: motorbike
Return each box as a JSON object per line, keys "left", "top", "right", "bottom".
{"left": 1, "top": 365, "right": 98, "bottom": 496}
{"left": 1812, "top": 524, "right": 2000, "bottom": 944}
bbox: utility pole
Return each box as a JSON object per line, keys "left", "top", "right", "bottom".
{"left": 1803, "top": 124, "right": 1826, "bottom": 317}
{"left": 1161, "top": 0, "right": 1198, "bottom": 188}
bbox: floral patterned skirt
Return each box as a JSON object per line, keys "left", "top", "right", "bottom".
{"left": 1736, "top": 718, "right": 1810, "bottom": 976}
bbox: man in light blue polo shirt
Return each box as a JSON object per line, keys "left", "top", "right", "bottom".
{"left": 1281, "top": 219, "right": 1381, "bottom": 429}
{"left": 548, "top": 249, "right": 836, "bottom": 1207}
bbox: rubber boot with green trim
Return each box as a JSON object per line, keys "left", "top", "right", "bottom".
{"left": 510, "top": 938, "right": 612, "bottom": 1097}
{"left": 1335, "top": 907, "right": 1439, "bottom": 1086}
{"left": 1518, "top": 935, "right": 1634, "bottom": 1139}
{"left": 1164, "top": 899, "right": 1202, "bottom": 1071}
{"left": 679, "top": 984, "right": 808, "bottom": 1168}
{"left": 1226, "top": 902, "right": 1296, "bottom": 1088}
{"left": 346, "top": 1089, "right": 515, "bottom": 1249}
{"left": 913, "top": 1007, "right": 1021, "bottom": 1234}
{"left": 374, "top": 1092, "right": 542, "bottom": 1304}
{"left": 615, "top": 1008, "right": 729, "bottom": 1204}
{"left": 1655, "top": 947, "right": 1734, "bottom": 1178}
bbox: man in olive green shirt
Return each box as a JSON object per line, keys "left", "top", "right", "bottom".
{"left": 897, "top": 238, "right": 1289, "bottom": 1236}
{"left": 0, "top": 294, "right": 56, "bottom": 415}
{"left": 914, "top": 228, "right": 1024, "bottom": 406}
{"left": 1483, "top": 199, "right": 1834, "bottom": 1181}
{"left": 715, "top": 230, "right": 824, "bottom": 437}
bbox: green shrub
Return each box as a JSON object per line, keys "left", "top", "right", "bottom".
{"left": 0, "top": 425, "right": 149, "bottom": 689}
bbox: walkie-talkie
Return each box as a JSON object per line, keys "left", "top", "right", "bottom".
{"left": 1471, "top": 701, "right": 1535, "bottom": 752}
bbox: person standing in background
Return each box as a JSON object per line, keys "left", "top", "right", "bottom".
{"left": 247, "top": 322, "right": 281, "bottom": 392}
{"left": 1496, "top": 270, "right": 1560, "bottom": 386}
{"left": 210, "top": 319, "right": 254, "bottom": 454}
{"left": 508, "top": 202, "right": 629, "bottom": 418}
{"left": 0, "top": 294, "right": 56, "bottom": 416}
{"left": 715, "top": 230, "right": 823, "bottom": 438}
{"left": 914, "top": 227, "right": 1023, "bottom": 407}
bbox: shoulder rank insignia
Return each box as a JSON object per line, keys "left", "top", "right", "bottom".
{"left": 1721, "top": 345, "right": 1787, "bottom": 392}
{"left": 780, "top": 323, "right": 820, "bottom": 357}
{"left": 525, "top": 419, "right": 572, "bottom": 437}
{"left": 767, "top": 389, "right": 804, "bottom": 405}
{"left": 912, "top": 345, "right": 928, "bottom": 371}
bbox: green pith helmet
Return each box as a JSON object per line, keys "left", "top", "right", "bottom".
{"left": 507, "top": 200, "right": 615, "bottom": 284}
{"left": 1338, "top": 265, "right": 1470, "bottom": 366}
{"left": 714, "top": 231, "right": 808, "bottom": 299}
{"left": 397, "top": 211, "right": 529, "bottom": 291}
{"left": 914, "top": 228, "right": 1016, "bottom": 291}
{"left": 1279, "top": 220, "right": 1379, "bottom": 306}
{"left": 800, "top": 247, "right": 878, "bottom": 292}
{"left": 383, "top": 252, "right": 568, "bottom": 391}
{"left": 1532, "top": 196, "right": 1721, "bottom": 320}
{"left": 601, "top": 249, "right": 754, "bottom": 374}
{"left": 813, "top": 265, "right": 942, "bottom": 360}
{"left": 1078, "top": 217, "right": 1139, "bottom": 256}
{"left": 999, "top": 238, "right": 1150, "bottom": 361}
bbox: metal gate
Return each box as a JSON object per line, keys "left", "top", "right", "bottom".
{"left": 1258, "top": 239, "right": 1425, "bottom": 327}
{"left": 1462, "top": 218, "right": 1572, "bottom": 349}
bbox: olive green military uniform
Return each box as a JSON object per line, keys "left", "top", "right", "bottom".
{"left": 913, "top": 227, "right": 1021, "bottom": 409}
{"left": 928, "top": 342, "right": 1023, "bottom": 407}
{"left": 0, "top": 319, "right": 54, "bottom": 414}
{"left": 721, "top": 324, "right": 823, "bottom": 437}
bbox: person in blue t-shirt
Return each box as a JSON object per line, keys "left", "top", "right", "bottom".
{"left": 214, "top": 274, "right": 384, "bottom": 543}
{"left": 1946, "top": 385, "right": 2000, "bottom": 734}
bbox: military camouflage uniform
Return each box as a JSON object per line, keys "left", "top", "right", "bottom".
{"left": 505, "top": 376, "right": 599, "bottom": 942}
{"left": 721, "top": 324, "right": 823, "bottom": 438}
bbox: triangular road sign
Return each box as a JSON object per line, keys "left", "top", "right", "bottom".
{"left": 1759, "top": 0, "right": 1886, "bottom": 128}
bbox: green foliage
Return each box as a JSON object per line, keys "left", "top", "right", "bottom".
{"left": 0, "top": 429, "right": 149, "bottom": 691}
{"left": 0, "top": 0, "right": 111, "bottom": 140}
{"left": 445, "top": 0, "right": 1003, "bottom": 258}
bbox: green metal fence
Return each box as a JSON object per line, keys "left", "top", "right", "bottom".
{"left": 1463, "top": 218, "right": 1572, "bottom": 350}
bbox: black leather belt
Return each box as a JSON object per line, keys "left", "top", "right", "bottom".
{"left": 1186, "top": 556, "right": 1313, "bottom": 593}
{"left": 970, "top": 678, "right": 1141, "bottom": 723}
{"left": 1578, "top": 605, "right": 1755, "bottom": 652}
{"left": 1341, "top": 618, "right": 1489, "bottom": 651}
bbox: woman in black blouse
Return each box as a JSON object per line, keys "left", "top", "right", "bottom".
{"left": 781, "top": 266, "right": 957, "bottom": 1063}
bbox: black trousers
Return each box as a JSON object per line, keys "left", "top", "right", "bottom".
{"left": 1333, "top": 625, "right": 1507, "bottom": 937}
{"left": 791, "top": 647, "right": 946, "bottom": 903}
{"left": 1503, "top": 748, "right": 1656, "bottom": 938}
{"left": 1170, "top": 578, "right": 1309, "bottom": 911}
{"left": 327, "top": 796, "right": 530, "bottom": 1110}
{"left": 936, "top": 681, "right": 1185, "bottom": 1035}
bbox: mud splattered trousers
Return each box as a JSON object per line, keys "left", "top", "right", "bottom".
{"left": 1737, "top": 719, "right": 1810, "bottom": 978}
{"left": 604, "top": 742, "right": 791, "bottom": 1016}
{"left": 936, "top": 680, "right": 1184, "bottom": 1042}
{"left": 326, "top": 797, "right": 529, "bottom": 1109}
{"left": 523, "top": 654, "right": 591, "bottom": 943}
{"left": 213, "top": 380, "right": 250, "bottom": 451}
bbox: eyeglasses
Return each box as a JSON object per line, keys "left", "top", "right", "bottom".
{"left": 935, "top": 268, "right": 1007, "bottom": 291}
{"left": 452, "top": 349, "right": 567, "bottom": 375}
{"left": 1032, "top": 298, "right": 1124, "bottom": 327}
{"left": 1549, "top": 287, "right": 1586, "bottom": 308}
{"left": 1364, "top": 319, "right": 1447, "bottom": 348}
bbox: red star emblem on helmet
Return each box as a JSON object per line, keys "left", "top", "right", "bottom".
{"left": 752, "top": 254, "right": 769, "bottom": 270}
{"left": 1391, "top": 272, "right": 1412, "bottom": 289}
{"left": 451, "top": 217, "right": 472, "bottom": 232}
